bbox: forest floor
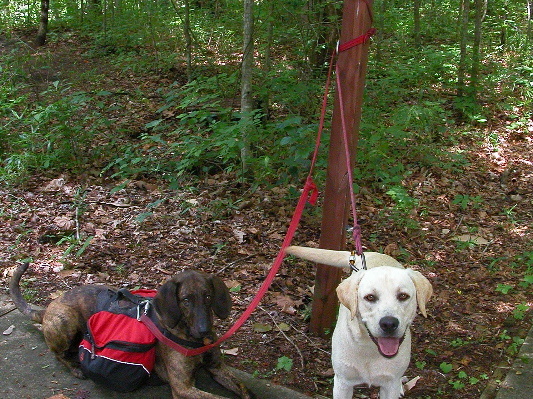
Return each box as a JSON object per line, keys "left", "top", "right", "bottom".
{"left": 1, "top": 32, "right": 532, "bottom": 399}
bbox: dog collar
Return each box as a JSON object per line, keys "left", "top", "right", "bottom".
{"left": 144, "top": 305, "right": 206, "bottom": 350}
{"left": 349, "top": 251, "right": 367, "bottom": 272}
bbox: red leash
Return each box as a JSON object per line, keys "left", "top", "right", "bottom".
{"left": 142, "top": 0, "right": 375, "bottom": 356}
{"left": 142, "top": 177, "right": 319, "bottom": 356}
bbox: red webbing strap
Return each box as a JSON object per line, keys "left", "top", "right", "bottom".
{"left": 142, "top": 177, "right": 319, "bottom": 356}
{"left": 335, "top": 61, "right": 364, "bottom": 256}
{"left": 337, "top": 28, "right": 376, "bottom": 53}
{"left": 309, "top": 50, "right": 336, "bottom": 173}
{"left": 334, "top": 2, "right": 375, "bottom": 256}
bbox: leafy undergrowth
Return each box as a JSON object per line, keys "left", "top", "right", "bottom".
{"left": 0, "top": 33, "right": 532, "bottom": 399}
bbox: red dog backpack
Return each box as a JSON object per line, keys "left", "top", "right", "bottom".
{"left": 78, "top": 289, "right": 158, "bottom": 392}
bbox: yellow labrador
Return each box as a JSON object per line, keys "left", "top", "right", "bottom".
{"left": 285, "top": 246, "right": 433, "bottom": 399}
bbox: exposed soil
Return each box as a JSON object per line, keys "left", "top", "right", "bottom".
{"left": 1, "top": 32, "right": 532, "bottom": 399}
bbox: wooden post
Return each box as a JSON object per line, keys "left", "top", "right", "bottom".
{"left": 309, "top": 0, "right": 374, "bottom": 336}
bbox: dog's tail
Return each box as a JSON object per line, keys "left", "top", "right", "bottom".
{"left": 9, "top": 262, "right": 45, "bottom": 323}
{"left": 285, "top": 246, "right": 353, "bottom": 268}
{"left": 285, "top": 246, "right": 403, "bottom": 270}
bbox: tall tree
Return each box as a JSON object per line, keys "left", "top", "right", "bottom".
{"left": 413, "top": 0, "right": 421, "bottom": 49}
{"left": 261, "top": 0, "right": 275, "bottom": 120}
{"left": 35, "top": 0, "right": 49, "bottom": 46}
{"left": 457, "top": 0, "right": 470, "bottom": 97}
{"left": 240, "top": 0, "right": 254, "bottom": 173}
{"left": 470, "top": 0, "right": 483, "bottom": 98}
{"left": 184, "top": 0, "right": 192, "bottom": 82}
{"left": 307, "top": 0, "right": 340, "bottom": 70}
{"left": 527, "top": 0, "right": 533, "bottom": 43}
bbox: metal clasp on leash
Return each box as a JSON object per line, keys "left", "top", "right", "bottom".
{"left": 349, "top": 251, "right": 367, "bottom": 272}
{"left": 137, "top": 300, "right": 151, "bottom": 321}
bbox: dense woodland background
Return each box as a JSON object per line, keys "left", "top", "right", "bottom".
{"left": 0, "top": 1, "right": 532, "bottom": 398}
{"left": 1, "top": 0, "right": 531, "bottom": 186}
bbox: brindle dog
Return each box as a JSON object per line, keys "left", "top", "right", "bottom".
{"left": 9, "top": 263, "right": 252, "bottom": 399}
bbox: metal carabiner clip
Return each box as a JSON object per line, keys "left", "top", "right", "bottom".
{"left": 137, "top": 300, "right": 151, "bottom": 321}
{"left": 349, "top": 251, "right": 367, "bottom": 272}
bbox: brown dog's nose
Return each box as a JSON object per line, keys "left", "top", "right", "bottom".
{"left": 379, "top": 316, "right": 399, "bottom": 334}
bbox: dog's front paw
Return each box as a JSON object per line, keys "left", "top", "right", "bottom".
{"left": 239, "top": 383, "right": 254, "bottom": 399}
{"left": 71, "top": 367, "right": 87, "bottom": 379}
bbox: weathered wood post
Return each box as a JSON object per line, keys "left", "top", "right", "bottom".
{"left": 309, "top": 0, "right": 374, "bottom": 336}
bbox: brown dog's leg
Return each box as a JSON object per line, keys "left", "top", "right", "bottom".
{"left": 208, "top": 365, "right": 252, "bottom": 399}
{"left": 156, "top": 344, "right": 245, "bottom": 399}
{"left": 41, "top": 302, "right": 87, "bottom": 378}
{"left": 203, "top": 350, "right": 251, "bottom": 399}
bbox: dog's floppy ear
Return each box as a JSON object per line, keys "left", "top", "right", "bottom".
{"left": 336, "top": 272, "right": 365, "bottom": 320}
{"left": 154, "top": 278, "right": 182, "bottom": 328}
{"left": 209, "top": 275, "right": 232, "bottom": 319}
{"left": 408, "top": 270, "right": 433, "bottom": 318}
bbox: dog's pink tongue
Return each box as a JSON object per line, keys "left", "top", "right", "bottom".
{"left": 377, "top": 337, "right": 401, "bottom": 357}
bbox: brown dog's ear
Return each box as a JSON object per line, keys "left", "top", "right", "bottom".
{"left": 154, "top": 278, "right": 182, "bottom": 328}
{"left": 336, "top": 272, "right": 364, "bottom": 320}
{"left": 209, "top": 275, "right": 232, "bottom": 319}
{"left": 407, "top": 269, "right": 433, "bottom": 318}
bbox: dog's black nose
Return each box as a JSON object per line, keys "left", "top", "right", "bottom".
{"left": 379, "top": 316, "right": 399, "bottom": 334}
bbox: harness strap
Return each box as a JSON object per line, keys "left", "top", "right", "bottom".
{"left": 114, "top": 289, "right": 205, "bottom": 352}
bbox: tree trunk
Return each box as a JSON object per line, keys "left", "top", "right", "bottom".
{"left": 527, "top": 1, "right": 532, "bottom": 43}
{"left": 413, "top": 0, "right": 421, "bottom": 49}
{"left": 374, "top": 0, "right": 386, "bottom": 63}
{"left": 184, "top": 0, "right": 192, "bottom": 82}
{"left": 35, "top": 0, "right": 49, "bottom": 47}
{"left": 457, "top": 0, "right": 470, "bottom": 97}
{"left": 307, "top": 0, "right": 340, "bottom": 71}
{"left": 310, "top": 0, "right": 374, "bottom": 336}
{"left": 240, "top": 0, "right": 254, "bottom": 174}
{"left": 261, "top": 0, "right": 275, "bottom": 121}
{"left": 470, "top": 0, "right": 483, "bottom": 98}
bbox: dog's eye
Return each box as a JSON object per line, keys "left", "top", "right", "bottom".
{"left": 205, "top": 295, "right": 212, "bottom": 302}
{"left": 364, "top": 294, "right": 377, "bottom": 302}
{"left": 397, "top": 293, "right": 410, "bottom": 301}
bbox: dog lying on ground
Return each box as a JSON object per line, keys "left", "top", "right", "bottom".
{"left": 285, "top": 246, "right": 433, "bottom": 399}
{"left": 9, "top": 263, "right": 252, "bottom": 399}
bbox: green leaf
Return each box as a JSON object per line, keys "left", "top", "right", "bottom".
{"left": 135, "top": 212, "right": 152, "bottom": 223}
{"left": 229, "top": 285, "right": 241, "bottom": 293}
{"left": 75, "top": 236, "right": 94, "bottom": 257}
{"left": 145, "top": 119, "right": 163, "bottom": 129}
{"left": 276, "top": 356, "right": 293, "bottom": 371}
{"left": 148, "top": 199, "right": 165, "bottom": 209}
{"left": 440, "top": 362, "right": 453, "bottom": 373}
{"left": 252, "top": 323, "right": 272, "bottom": 333}
{"left": 415, "top": 361, "right": 426, "bottom": 370}
{"left": 280, "top": 136, "right": 293, "bottom": 146}
{"left": 110, "top": 181, "right": 129, "bottom": 194}
{"left": 449, "top": 380, "right": 465, "bottom": 389}
{"left": 496, "top": 284, "right": 513, "bottom": 294}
